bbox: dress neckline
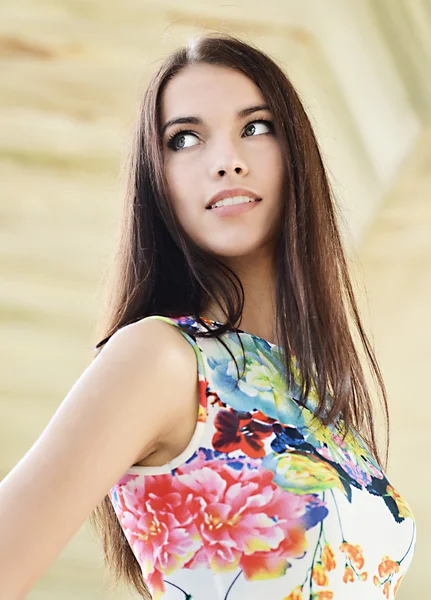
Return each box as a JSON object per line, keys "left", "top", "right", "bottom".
{"left": 196, "top": 316, "right": 283, "bottom": 350}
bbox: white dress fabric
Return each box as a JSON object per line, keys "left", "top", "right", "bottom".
{"left": 109, "top": 315, "right": 416, "bottom": 600}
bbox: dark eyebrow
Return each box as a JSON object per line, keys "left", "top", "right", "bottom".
{"left": 161, "top": 104, "right": 270, "bottom": 136}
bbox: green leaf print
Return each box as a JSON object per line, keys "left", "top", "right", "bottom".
{"left": 262, "top": 451, "right": 346, "bottom": 495}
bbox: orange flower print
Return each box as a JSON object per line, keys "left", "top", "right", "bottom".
{"left": 382, "top": 580, "right": 391, "bottom": 599}
{"left": 386, "top": 485, "right": 413, "bottom": 520}
{"left": 308, "top": 542, "right": 334, "bottom": 598}
{"left": 284, "top": 586, "right": 303, "bottom": 600}
{"left": 340, "top": 541, "right": 367, "bottom": 583}
{"left": 373, "top": 555, "right": 401, "bottom": 598}
{"left": 343, "top": 566, "right": 355, "bottom": 583}
{"left": 340, "top": 542, "right": 365, "bottom": 570}
{"left": 378, "top": 556, "right": 400, "bottom": 578}
{"left": 321, "top": 544, "right": 336, "bottom": 571}
{"left": 312, "top": 592, "right": 334, "bottom": 600}
{"left": 393, "top": 575, "right": 404, "bottom": 595}
{"left": 312, "top": 562, "right": 329, "bottom": 586}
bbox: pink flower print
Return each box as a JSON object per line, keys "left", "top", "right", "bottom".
{"left": 110, "top": 458, "right": 328, "bottom": 596}
{"left": 110, "top": 474, "right": 202, "bottom": 599}
{"left": 174, "top": 459, "right": 313, "bottom": 579}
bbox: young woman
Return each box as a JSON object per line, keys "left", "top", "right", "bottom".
{"left": 0, "top": 33, "right": 416, "bottom": 600}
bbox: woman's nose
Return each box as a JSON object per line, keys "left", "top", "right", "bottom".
{"left": 215, "top": 163, "right": 247, "bottom": 177}
{"left": 211, "top": 138, "right": 248, "bottom": 179}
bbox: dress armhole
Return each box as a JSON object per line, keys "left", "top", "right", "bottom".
{"left": 126, "top": 315, "right": 209, "bottom": 475}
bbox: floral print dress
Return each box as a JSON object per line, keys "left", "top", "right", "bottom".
{"left": 109, "top": 315, "right": 416, "bottom": 600}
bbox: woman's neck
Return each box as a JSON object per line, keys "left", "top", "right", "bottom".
{"left": 203, "top": 249, "right": 280, "bottom": 345}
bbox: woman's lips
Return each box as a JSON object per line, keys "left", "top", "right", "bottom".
{"left": 207, "top": 198, "right": 262, "bottom": 217}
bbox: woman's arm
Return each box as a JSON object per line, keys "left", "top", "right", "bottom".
{"left": 0, "top": 318, "right": 198, "bottom": 599}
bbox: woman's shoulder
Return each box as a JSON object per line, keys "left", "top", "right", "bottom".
{"left": 110, "top": 314, "right": 198, "bottom": 382}
{"left": 111, "top": 312, "right": 181, "bottom": 343}
{"left": 110, "top": 315, "right": 203, "bottom": 460}
{"left": 114, "top": 313, "right": 210, "bottom": 360}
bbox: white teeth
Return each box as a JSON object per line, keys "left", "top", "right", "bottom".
{"left": 212, "top": 195, "right": 258, "bottom": 208}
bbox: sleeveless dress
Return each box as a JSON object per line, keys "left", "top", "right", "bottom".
{"left": 109, "top": 315, "right": 416, "bottom": 600}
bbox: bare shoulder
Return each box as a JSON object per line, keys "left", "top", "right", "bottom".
{"left": 111, "top": 316, "right": 198, "bottom": 393}
{"left": 114, "top": 315, "right": 196, "bottom": 361}
{"left": 105, "top": 314, "right": 198, "bottom": 381}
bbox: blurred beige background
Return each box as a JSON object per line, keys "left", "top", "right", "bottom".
{"left": 1, "top": 1, "right": 430, "bottom": 598}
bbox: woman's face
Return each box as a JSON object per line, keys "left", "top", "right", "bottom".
{"left": 160, "top": 64, "right": 285, "bottom": 259}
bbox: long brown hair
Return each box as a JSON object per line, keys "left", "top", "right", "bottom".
{"left": 89, "top": 31, "right": 389, "bottom": 598}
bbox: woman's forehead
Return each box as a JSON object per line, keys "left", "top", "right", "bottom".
{"left": 160, "top": 65, "right": 266, "bottom": 124}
